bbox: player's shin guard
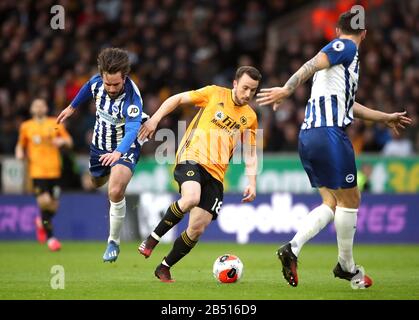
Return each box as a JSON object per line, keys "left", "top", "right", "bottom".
{"left": 164, "top": 231, "right": 197, "bottom": 267}
{"left": 153, "top": 201, "right": 185, "bottom": 238}
{"left": 108, "top": 198, "right": 126, "bottom": 245}
{"left": 41, "top": 209, "right": 55, "bottom": 239}
{"left": 334, "top": 206, "right": 358, "bottom": 273}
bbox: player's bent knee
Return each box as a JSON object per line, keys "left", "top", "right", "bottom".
{"left": 108, "top": 187, "right": 125, "bottom": 202}
{"left": 37, "top": 193, "right": 52, "bottom": 208}
{"left": 181, "top": 195, "right": 200, "bottom": 211}
{"left": 47, "top": 201, "right": 59, "bottom": 212}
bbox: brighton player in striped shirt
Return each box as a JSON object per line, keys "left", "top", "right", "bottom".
{"left": 57, "top": 48, "right": 149, "bottom": 262}
{"left": 257, "top": 11, "right": 412, "bottom": 288}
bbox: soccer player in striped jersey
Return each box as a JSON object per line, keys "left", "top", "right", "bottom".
{"left": 57, "top": 48, "right": 149, "bottom": 262}
{"left": 138, "top": 66, "right": 261, "bottom": 282}
{"left": 257, "top": 11, "right": 412, "bottom": 288}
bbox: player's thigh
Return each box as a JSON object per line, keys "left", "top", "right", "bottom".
{"left": 89, "top": 146, "right": 112, "bottom": 187}
{"left": 115, "top": 144, "right": 141, "bottom": 172}
{"left": 174, "top": 163, "right": 203, "bottom": 206}
{"left": 196, "top": 172, "right": 224, "bottom": 220}
{"left": 36, "top": 192, "right": 52, "bottom": 208}
{"left": 33, "top": 179, "right": 59, "bottom": 208}
{"left": 180, "top": 181, "right": 201, "bottom": 203}
{"left": 187, "top": 207, "right": 213, "bottom": 240}
{"left": 91, "top": 175, "right": 109, "bottom": 188}
{"left": 328, "top": 186, "right": 361, "bottom": 209}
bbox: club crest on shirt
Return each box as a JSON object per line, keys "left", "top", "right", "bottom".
{"left": 240, "top": 116, "right": 247, "bottom": 126}
{"left": 215, "top": 111, "right": 224, "bottom": 120}
{"left": 112, "top": 105, "right": 119, "bottom": 113}
{"left": 32, "top": 135, "right": 41, "bottom": 144}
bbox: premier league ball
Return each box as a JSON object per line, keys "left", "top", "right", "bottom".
{"left": 213, "top": 254, "right": 244, "bottom": 283}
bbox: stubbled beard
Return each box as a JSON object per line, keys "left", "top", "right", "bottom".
{"left": 234, "top": 92, "right": 244, "bottom": 106}
{"left": 107, "top": 87, "right": 123, "bottom": 99}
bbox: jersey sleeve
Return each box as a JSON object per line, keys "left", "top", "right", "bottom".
{"left": 250, "top": 117, "right": 258, "bottom": 146}
{"left": 56, "top": 123, "right": 72, "bottom": 141}
{"left": 70, "top": 74, "right": 100, "bottom": 108}
{"left": 241, "top": 114, "right": 258, "bottom": 146}
{"left": 116, "top": 79, "right": 144, "bottom": 154}
{"left": 188, "top": 85, "right": 215, "bottom": 108}
{"left": 321, "top": 39, "right": 357, "bottom": 67}
{"left": 248, "top": 116, "right": 258, "bottom": 146}
{"left": 17, "top": 122, "right": 28, "bottom": 148}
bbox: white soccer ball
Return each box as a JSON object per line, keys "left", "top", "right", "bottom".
{"left": 213, "top": 254, "right": 243, "bottom": 283}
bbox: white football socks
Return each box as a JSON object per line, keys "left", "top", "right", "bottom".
{"left": 290, "top": 204, "right": 334, "bottom": 256}
{"left": 334, "top": 206, "right": 358, "bottom": 273}
{"left": 108, "top": 198, "right": 126, "bottom": 245}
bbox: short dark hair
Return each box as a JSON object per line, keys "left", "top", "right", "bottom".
{"left": 235, "top": 66, "right": 262, "bottom": 82}
{"left": 337, "top": 11, "right": 366, "bottom": 35}
{"left": 97, "top": 48, "right": 130, "bottom": 78}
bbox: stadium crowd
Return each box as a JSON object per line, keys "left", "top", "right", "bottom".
{"left": 0, "top": 0, "right": 417, "bottom": 156}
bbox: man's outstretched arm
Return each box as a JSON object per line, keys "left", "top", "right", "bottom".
{"left": 353, "top": 102, "right": 412, "bottom": 136}
{"left": 256, "top": 52, "right": 330, "bottom": 109}
{"left": 57, "top": 80, "right": 93, "bottom": 123}
{"left": 138, "top": 92, "right": 192, "bottom": 141}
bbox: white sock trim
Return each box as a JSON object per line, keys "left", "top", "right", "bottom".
{"left": 336, "top": 206, "right": 358, "bottom": 213}
{"left": 162, "top": 259, "right": 170, "bottom": 267}
{"left": 110, "top": 197, "right": 126, "bottom": 210}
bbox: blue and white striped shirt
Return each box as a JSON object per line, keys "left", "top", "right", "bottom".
{"left": 70, "top": 74, "right": 146, "bottom": 154}
{"left": 302, "top": 38, "right": 359, "bottom": 130}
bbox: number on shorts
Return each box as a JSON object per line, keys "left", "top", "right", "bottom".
{"left": 121, "top": 153, "right": 135, "bottom": 163}
{"left": 211, "top": 197, "right": 223, "bottom": 214}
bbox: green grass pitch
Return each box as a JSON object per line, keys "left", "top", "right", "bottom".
{"left": 1, "top": 241, "right": 418, "bottom": 300}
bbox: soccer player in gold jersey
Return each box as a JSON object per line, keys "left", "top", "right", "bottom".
{"left": 15, "top": 98, "right": 73, "bottom": 251}
{"left": 138, "top": 66, "right": 262, "bottom": 282}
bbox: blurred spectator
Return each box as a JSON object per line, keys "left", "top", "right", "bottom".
{"left": 357, "top": 163, "right": 372, "bottom": 192}
{"left": 382, "top": 131, "right": 414, "bottom": 156}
